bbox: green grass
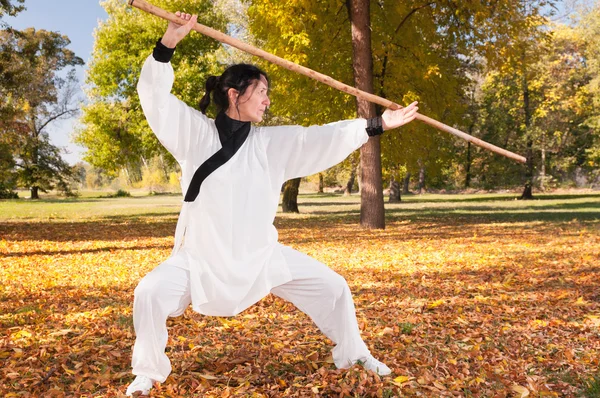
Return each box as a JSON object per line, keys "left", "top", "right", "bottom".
{"left": 1, "top": 191, "right": 599, "bottom": 223}
{"left": 301, "top": 192, "right": 600, "bottom": 223}
{"left": 581, "top": 373, "right": 600, "bottom": 397}
{"left": 0, "top": 195, "right": 182, "bottom": 220}
{"left": 398, "top": 321, "right": 417, "bottom": 335}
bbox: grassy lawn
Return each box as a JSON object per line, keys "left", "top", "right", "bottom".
{"left": 1, "top": 192, "right": 599, "bottom": 397}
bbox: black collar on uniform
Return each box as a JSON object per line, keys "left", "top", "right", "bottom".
{"left": 183, "top": 112, "right": 251, "bottom": 202}
{"left": 215, "top": 110, "right": 250, "bottom": 146}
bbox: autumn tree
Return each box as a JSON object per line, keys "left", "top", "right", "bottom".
{"left": 75, "top": 0, "right": 227, "bottom": 182}
{"left": 0, "top": 27, "right": 83, "bottom": 198}
{"left": 534, "top": 23, "right": 594, "bottom": 188}
{"left": 470, "top": 18, "right": 594, "bottom": 193}
{"left": 247, "top": 0, "right": 555, "bottom": 222}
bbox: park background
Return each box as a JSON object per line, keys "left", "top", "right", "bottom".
{"left": 1, "top": 0, "right": 600, "bottom": 200}
{"left": 1, "top": 0, "right": 599, "bottom": 397}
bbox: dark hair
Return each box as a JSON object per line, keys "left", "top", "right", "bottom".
{"left": 199, "top": 64, "right": 269, "bottom": 114}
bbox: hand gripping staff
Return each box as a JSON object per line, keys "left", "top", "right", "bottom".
{"left": 128, "top": 0, "right": 526, "bottom": 164}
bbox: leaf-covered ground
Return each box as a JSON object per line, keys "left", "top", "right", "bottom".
{"left": 1, "top": 192, "right": 599, "bottom": 397}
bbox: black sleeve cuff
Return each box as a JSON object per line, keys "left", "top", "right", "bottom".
{"left": 366, "top": 116, "right": 384, "bottom": 136}
{"left": 152, "top": 38, "right": 175, "bottom": 63}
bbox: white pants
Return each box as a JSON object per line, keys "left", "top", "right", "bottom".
{"left": 131, "top": 246, "right": 371, "bottom": 382}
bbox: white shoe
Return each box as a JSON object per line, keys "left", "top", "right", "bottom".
{"left": 126, "top": 375, "right": 154, "bottom": 396}
{"left": 359, "top": 356, "right": 392, "bottom": 376}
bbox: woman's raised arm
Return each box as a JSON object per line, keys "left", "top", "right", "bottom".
{"left": 137, "top": 12, "right": 213, "bottom": 164}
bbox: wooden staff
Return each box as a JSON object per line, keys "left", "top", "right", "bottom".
{"left": 129, "top": 0, "right": 526, "bottom": 164}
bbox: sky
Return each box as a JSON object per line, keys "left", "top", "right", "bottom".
{"left": 5, "top": 0, "right": 109, "bottom": 164}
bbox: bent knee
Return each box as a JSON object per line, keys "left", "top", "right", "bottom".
{"left": 323, "top": 272, "right": 350, "bottom": 301}
{"left": 134, "top": 272, "right": 163, "bottom": 300}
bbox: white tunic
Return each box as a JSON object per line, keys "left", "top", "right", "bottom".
{"left": 137, "top": 56, "right": 369, "bottom": 317}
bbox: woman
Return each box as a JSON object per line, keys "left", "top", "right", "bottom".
{"left": 126, "top": 12, "right": 418, "bottom": 396}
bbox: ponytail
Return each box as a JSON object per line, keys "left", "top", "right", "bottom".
{"left": 199, "top": 64, "right": 269, "bottom": 115}
{"left": 199, "top": 75, "right": 220, "bottom": 114}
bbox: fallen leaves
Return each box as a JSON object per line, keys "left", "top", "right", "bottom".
{"left": 511, "top": 384, "right": 530, "bottom": 397}
{"left": 0, "top": 194, "right": 599, "bottom": 396}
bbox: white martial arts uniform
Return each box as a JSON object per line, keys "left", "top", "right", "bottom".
{"left": 133, "top": 55, "right": 373, "bottom": 382}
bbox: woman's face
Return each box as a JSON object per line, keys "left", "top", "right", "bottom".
{"left": 227, "top": 75, "right": 270, "bottom": 123}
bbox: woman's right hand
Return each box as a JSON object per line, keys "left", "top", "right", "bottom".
{"left": 161, "top": 11, "right": 198, "bottom": 48}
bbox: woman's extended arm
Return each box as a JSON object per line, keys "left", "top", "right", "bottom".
{"left": 261, "top": 102, "right": 419, "bottom": 181}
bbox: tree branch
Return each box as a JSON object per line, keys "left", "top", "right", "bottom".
{"left": 394, "top": 2, "right": 436, "bottom": 35}
{"left": 375, "top": 2, "right": 435, "bottom": 96}
{"left": 36, "top": 107, "right": 78, "bottom": 134}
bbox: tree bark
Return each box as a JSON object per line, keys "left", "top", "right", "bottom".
{"left": 345, "top": 152, "right": 359, "bottom": 196}
{"left": 318, "top": 173, "right": 324, "bottom": 193}
{"left": 31, "top": 119, "right": 40, "bottom": 200}
{"left": 123, "top": 167, "right": 132, "bottom": 186}
{"left": 521, "top": 144, "right": 534, "bottom": 199}
{"left": 281, "top": 178, "right": 301, "bottom": 213}
{"left": 344, "top": 168, "right": 356, "bottom": 196}
{"left": 520, "top": 56, "right": 534, "bottom": 200}
{"left": 159, "top": 154, "right": 170, "bottom": 182}
{"left": 465, "top": 142, "right": 472, "bottom": 189}
{"left": 418, "top": 162, "right": 426, "bottom": 194}
{"left": 402, "top": 171, "right": 411, "bottom": 194}
{"left": 388, "top": 176, "right": 401, "bottom": 202}
{"left": 540, "top": 133, "right": 546, "bottom": 191}
{"left": 349, "top": 0, "right": 384, "bottom": 229}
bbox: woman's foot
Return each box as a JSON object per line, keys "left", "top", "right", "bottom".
{"left": 126, "top": 375, "right": 154, "bottom": 396}
{"left": 360, "top": 355, "right": 392, "bottom": 376}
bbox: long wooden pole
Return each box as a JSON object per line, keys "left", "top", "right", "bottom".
{"left": 129, "top": 0, "right": 526, "bottom": 164}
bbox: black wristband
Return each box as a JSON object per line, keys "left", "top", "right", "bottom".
{"left": 366, "top": 116, "right": 384, "bottom": 136}
{"left": 152, "top": 38, "right": 176, "bottom": 63}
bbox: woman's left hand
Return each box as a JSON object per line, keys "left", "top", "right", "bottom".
{"left": 381, "top": 101, "right": 419, "bottom": 131}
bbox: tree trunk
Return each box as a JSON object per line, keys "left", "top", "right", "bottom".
{"left": 356, "top": 161, "right": 362, "bottom": 193}
{"left": 345, "top": 153, "right": 359, "bottom": 196}
{"left": 159, "top": 154, "right": 170, "bottom": 181}
{"left": 520, "top": 56, "right": 534, "bottom": 200}
{"left": 349, "top": 0, "right": 384, "bottom": 229}
{"left": 418, "top": 162, "right": 426, "bottom": 194}
{"left": 31, "top": 121, "right": 40, "bottom": 200}
{"left": 344, "top": 168, "right": 356, "bottom": 196}
{"left": 141, "top": 155, "right": 149, "bottom": 171}
{"left": 521, "top": 147, "right": 534, "bottom": 199}
{"left": 465, "top": 142, "right": 471, "bottom": 188}
{"left": 402, "top": 171, "right": 411, "bottom": 194}
{"left": 388, "top": 176, "right": 401, "bottom": 202}
{"left": 318, "top": 173, "right": 324, "bottom": 193}
{"left": 540, "top": 133, "right": 546, "bottom": 191}
{"left": 123, "top": 167, "right": 132, "bottom": 186}
{"left": 281, "top": 178, "right": 301, "bottom": 213}
{"left": 465, "top": 121, "right": 474, "bottom": 189}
